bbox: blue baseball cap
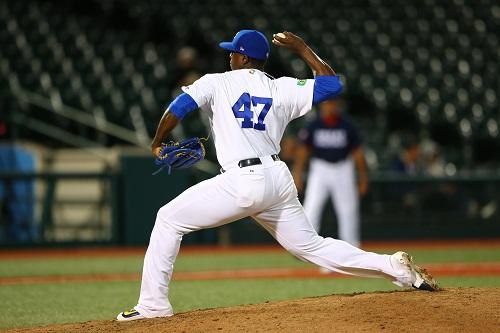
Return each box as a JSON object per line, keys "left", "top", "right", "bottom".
{"left": 219, "top": 30, "right": 270, "bottom": 61}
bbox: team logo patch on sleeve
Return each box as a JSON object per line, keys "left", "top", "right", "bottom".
{"left": 297, "top": 79, "right": 306, "bottom": 86}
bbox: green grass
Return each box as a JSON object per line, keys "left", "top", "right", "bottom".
{"left": 1, "top": 277, "right": 499, "bottom": 329}
{"left": 0, "top": 281, "right": 139, "bottom": 329}
{"left": 0, "top": 246, "right": 499, "bottom": 329}
{"left": 0, "top": 253, "right": 309, "bottom": 277}
{"left": 0, "top": 257, "right": 145, "bottom": 277}
{"left": 1, "top": 247, "right": 499, "bottom": 277}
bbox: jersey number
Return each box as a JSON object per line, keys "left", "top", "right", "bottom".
{"left": 232, "top": 93, "right": 273, "bottom": 131}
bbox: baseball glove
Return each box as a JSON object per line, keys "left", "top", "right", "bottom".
{"left": 153, "top": 137, "right": 206, "bottom": 175}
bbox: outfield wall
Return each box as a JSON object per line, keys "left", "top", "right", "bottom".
{"left": 1, "top": 155, "right": 499, "bottom": 246}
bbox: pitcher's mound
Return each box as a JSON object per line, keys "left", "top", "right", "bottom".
{"left": 6, "top": 288, "right": 500, "bottom": 333}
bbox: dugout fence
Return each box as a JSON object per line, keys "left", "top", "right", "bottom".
{"left": 0, "top": 169, "right": 499, "bottom": 246}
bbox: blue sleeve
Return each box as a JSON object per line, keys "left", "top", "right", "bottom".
{"left": 312, "top": 76, "right": 343, "bottom": 105}
{"left": 168, "top": 93, "right": 199, "bottom": 120}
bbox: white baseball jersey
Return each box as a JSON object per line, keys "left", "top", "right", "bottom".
{"left": 133, "top": 69, "right": 417, "bottom": 319}
{"left": 182, "top": 69, "right": 314, "bottom": 168}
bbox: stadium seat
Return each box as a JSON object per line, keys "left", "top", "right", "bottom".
{"left": 2, "top": 0, "right": 499, "bottom": 168}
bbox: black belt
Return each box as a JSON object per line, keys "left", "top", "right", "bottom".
{"left": 221, "top": 154, "right": 280, "bottom": 173}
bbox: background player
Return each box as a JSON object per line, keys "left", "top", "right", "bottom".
{"left": 117, "top": 29, "right": 437, "bottom": 321}
{"left": 293, "top": 99, "right": 368, "bottom": 247}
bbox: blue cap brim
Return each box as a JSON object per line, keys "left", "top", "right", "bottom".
{"left": 219, "top": 42, "right": 238, "bottom": 53}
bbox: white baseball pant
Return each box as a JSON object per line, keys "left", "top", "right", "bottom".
{"left": 303, "top": 157, "right": 360, "bottom": 247}
{"left": 135, "top": 156, "right": 411, "bottom": 317}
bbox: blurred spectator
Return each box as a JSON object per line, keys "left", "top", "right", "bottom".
{"left": 421, "top": 140, "right": 447, "bottom": 177}
{"left": 387, "top": 134, "right": 467, "bottom": 213}
{"left": 386, "top": 134, "right": 421, "bottom": 211}
{"left": 389, "top": 134, "right": 448, "bottom": 177}
{"left": 169, "top": 47, "right": 202, "bottom": 95}
{"left": 389, "top": 134, "right": 422, "bottom": 175}
{"left": 0, "top": 145, "right": 36, "bottom": 242}
{"left": 293, "top": 99, "right": 368, "bottom": 247}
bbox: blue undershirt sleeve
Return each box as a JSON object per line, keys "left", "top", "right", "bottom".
{"left": 167, "top": 93, "right": 199, "bottom": 120}
{"left": 312, "top": 76, "right": 344, "bottom": 105}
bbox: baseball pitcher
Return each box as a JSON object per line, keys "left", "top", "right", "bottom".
{"left": 117, "top": 30, "right": 437, "bottom": 321}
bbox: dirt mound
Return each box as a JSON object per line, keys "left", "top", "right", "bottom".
{"left": 4, "top": 288, "right": 500, "bottom": 333}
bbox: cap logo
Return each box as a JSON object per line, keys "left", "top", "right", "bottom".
{"left": 239, "top": 46, "right": 245, "bottom": 51}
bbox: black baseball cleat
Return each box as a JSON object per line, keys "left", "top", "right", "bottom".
{"left": 116, "top": 308, "right": 146, "bottom": 321}
{"left": 392, "top": 251, "right": 439, "bottom": 291}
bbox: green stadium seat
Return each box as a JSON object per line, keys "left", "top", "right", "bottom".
{"left": 1, "top": 0, "right": 498, "bottom": 167}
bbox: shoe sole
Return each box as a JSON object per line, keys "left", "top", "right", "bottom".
{"left": 117, "top": 316, "right": 146, "bottom": 322}
{"left": 117, "top": 311, "right": 146, "bottom": 322}
{"left": 401, "top": 252, "right": 439, "bottom": 291}
{"left": 117, "top": 311, "right": 174, "bottom": 322}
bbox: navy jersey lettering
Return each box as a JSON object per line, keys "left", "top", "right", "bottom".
{"left": 299, "top": 116, "right": 361, "bottom": 163}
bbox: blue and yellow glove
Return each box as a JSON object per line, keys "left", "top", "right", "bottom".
{"left": 153, "top": 137, "right": 206, "bottom": 174}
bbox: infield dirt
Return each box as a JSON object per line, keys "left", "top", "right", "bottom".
{"left": 3, "top": 287, "right": 499, "bottom": 333}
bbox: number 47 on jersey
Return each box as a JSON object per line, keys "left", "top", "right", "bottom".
{"left": 232, "top": 93, "right": 273, "bottom": 131}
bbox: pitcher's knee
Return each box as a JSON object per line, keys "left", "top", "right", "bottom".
{"left": 156, "top": 206, "right": 183, "bottom": 233}
{"left": 281, "top": 243, "right": 301, "bottom": 258}
{"left": 281, "top": 235, "right": 325, "bottom": 258}
{"left": 157, "top": 205, "right": 171, "bottom": 221}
